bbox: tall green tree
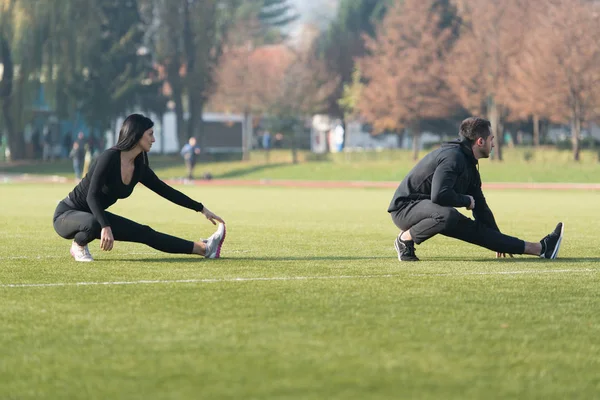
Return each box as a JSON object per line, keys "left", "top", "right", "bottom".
{"left": 142, "top": 0, "right": 245, "bottom": 146}
{"left": 69, "top": 0, "right": 164, "bottom": 136}
{"left": 315, "top": 0, "right": 391, "bottom": 117}
{"left": 0, "top": 0, "right": 51, "bottom": 159}
{"left": 258, "top": 0, "right": 298, "bottom": 42}
{"left": 0, "top": 27, "right": 16, "bottom": 156}
{"left": 142, "top": 0, "right": 298, "bottom": 149}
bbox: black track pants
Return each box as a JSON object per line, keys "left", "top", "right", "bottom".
{"left": 53, "top": 198, "right": 194, "bottom": 254}
{"left": 390, "top": 200, "right": 525, "bottom": 254}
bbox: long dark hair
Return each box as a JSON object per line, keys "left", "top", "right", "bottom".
{"left": 114, "top": 113, "right": 154, "bottom": 164}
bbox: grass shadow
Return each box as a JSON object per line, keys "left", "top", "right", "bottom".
{"left": 214, "top": 163, "right": 289, "bottom": 179}
{"left": 0, "top": 159, "right": 74, "bottom": 176}
{"left": 424, "top": 257, "right": 600, "bottom": 263}
{"left": 109, "top": 255, "right": 395, "bottom": 263}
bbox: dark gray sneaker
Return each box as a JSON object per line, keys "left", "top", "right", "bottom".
{"left": 540, "top": 222, "right": 564, "bottom": 259}
{"left": 394, "top": 234, "right": 419, "bottom": 261}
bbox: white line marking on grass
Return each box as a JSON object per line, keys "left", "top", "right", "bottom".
{"left": 0, "top": 269, "right": 597, "bottom": 289}
{"left": 410, "top": 268, "right": 597, "bottom": 277}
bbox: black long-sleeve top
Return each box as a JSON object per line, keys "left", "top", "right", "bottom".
{"left": 67, "top": 148, "right": 204, "bottom": 228}
{"left": 387, "top": 138, "right": 499, "bottom": 232}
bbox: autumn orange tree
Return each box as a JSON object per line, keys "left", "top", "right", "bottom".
{"left": 493, "top": 0, "right": 547, "bottom": 147}
{"left": 447, "top": 0, "right": 532, "bottom": 161}
{"left": 357, "top": 0, "right": 461, "bottom": 161}
{"left": 212, "top": 17, "right": 295, "bottom": 160}
{"left": 213, "top": 24, "right": 337, "bottom": 163}
{"left": 506, "top": 0, "right": 600, "bottom": 161}
{"left": 263, "top": 29, "right": 338, "bottom": 164}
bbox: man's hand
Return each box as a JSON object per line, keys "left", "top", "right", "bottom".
{"left": 466, "top": 195, "right": 475, "bottom": 210}
{"left": 100, "top": 226, "right": 114, "bottom": 251}
{"left": 202, "top": 207, "right": 225, "bottom": 225}
{"left": 496, "top": 252, "right": 514, "bottom": 258}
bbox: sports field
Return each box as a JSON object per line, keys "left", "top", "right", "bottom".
{"left": 0, "top": 182, "right": 598, "bottom": 399}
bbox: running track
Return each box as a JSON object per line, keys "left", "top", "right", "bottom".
{"left": 2, "top": 174, "right": 599, "bottom": 190}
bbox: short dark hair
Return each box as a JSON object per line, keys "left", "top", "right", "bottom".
{"left": 459, "top": 117, "right": 491, "bottom": 142}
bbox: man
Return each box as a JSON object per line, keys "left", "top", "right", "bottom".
{"left": 388, "top": 117, "right": 564, "bottom": 262}
{"left": 180, "top": 137, "right": 201, "bottom": 180}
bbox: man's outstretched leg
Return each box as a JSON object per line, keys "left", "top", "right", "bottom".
{"left": 446, "top": 218, "right": 564, "bottom": 259}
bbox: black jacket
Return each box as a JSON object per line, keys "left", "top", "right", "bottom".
{"left": 68, "top": 148, "right": 204, "bottom": 228}
{"left": 387, "top": 138, "right": 499, "bottom": 232}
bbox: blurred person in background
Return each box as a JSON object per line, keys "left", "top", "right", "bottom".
{"left": 180, "top": 137, "right": 201, "bottom": 180}
{"left": 54, "top": 113, "right": 226, "bottom": 262}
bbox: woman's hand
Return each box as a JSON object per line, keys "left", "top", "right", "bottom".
{"left": 100, "top": 226, "right": 114, "bottom": 251}
{"left": 202, "top": 207, "right": 225, "bottom": 225}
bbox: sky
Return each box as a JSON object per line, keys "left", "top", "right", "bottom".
{"left": 288, "top": 0, "right": 340, "bottom": 33}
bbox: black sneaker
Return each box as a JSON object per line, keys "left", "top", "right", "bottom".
{"left": 394, "top": 233, "right": 419, "bottom": 261}
{"left": 540, "top": 222, "right": 564, "bottom": 259}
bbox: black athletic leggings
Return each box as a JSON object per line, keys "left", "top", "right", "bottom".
{"left": 53, "top": 198, "right": 194, "bottom": 254}
{"left": 391, "top": 199, "right": 525, "bottom": 254}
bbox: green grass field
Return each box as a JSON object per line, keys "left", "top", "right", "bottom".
{"left": 1, "top": 183, "right": 599, "bottom": 399}
{"left": 2, "top": 147, "right": 600, "bottom": 183}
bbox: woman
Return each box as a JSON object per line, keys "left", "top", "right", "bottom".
{"left": 53, "top": 114, "right": 226, "bottom": 262}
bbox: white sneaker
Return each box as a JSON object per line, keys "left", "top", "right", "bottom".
{"left": 205, "top": 223, "right": 226, "bottom": 259}
{"left": 70, "top": 241, "right": 94, "bottom": 262}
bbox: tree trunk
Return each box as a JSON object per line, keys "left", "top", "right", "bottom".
{"left": 496, "top": 119, "right": 504, "bottom": 161}
{"left": 186, "top": 92, "right": 198, "bottom": 141}
{"left": 532, "top": 114, "right": 540, "bottom": 147}
{"left": 170, "top": 79, "right": 186, "bottom": 149}
{"left": 156, "top": 112, "right": 165, "bottom": 154}
{"left": 182, "top": 1, "right": 198, "bottom": 144}
{"left": 291, "top": 124, "right": 299, "bottom": 164}
{"left": 0, "top": 32, "right": 24, "bottom": 160}
{"left": 187, "top": 93, "right": 207, "bottom": 150}
{"left": 411, "top": 128, "right": 420, "bottom": 161}
{"left": 242, "top": 110, "right": 251, "bottom": 161}
{"left": 571, "top": 115, "right": 581, "bottom": 162}
{"left": 540, "top": 119, "right": 549, "bottom": 145}
{"left": 396, "top": 130, "right": 405, "bottom": 150}
{"left": 487, "top": 96, "right": 503, "bottom": 161}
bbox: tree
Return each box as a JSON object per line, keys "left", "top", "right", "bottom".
{"left": 143, "top": 0, "right": 248, "bottom": 147}
{"left": 67, "top": 0, "right": 163, "bottom": 137}
{"left": 315, "top": 0, "right": 391, "bottom": 117}
{"left": 0, "top": 28, "right": 17, "bottom": 157}
{"left": 209, "top": 3, "right": 304, "bottom": 161}
{"left": 338, "top": 67, "right": 364, "bottom": 119}
{"left": 258, "top": 0, "right": 298, "bottom": 43}
{"left": 0, "top": 0, "right": 54, "bottom": 160}
{"left": 266, "top": 45, "right": 338, "bottom": 164}
{"left": 222, "top": 25, "right": 339, "bottom": 164}
{"left": 212, "top": 38, "right": 295, "bottom": 160}
{"left": 506, "top": 0, "right": 600, "bottom": 160}
{"left": 357, "top": 0, "right": 461, "bottom": 160}
{"left": 447, "top": 0, "right": 531, "bottom": 161}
